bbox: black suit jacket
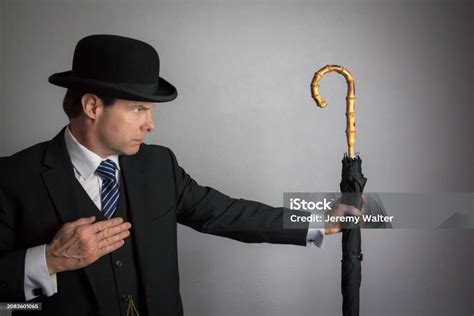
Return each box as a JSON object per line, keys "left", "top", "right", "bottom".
{"left": 0, "top": 128, "right": 308, "bottom": 315}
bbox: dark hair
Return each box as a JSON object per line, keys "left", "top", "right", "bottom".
{"left": 63, "top": 89, "right": 116, "bottom": 119}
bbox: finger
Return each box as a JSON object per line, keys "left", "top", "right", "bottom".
{"left": 361, "top": 195, "right": 367, "bottom": 209}
{"left": 96, "top": 222, "right": 131, "bottom": 241}
{"left": 358, "top": 201, "right": 366, "bottom": 224}
{"left": 97, "top": 229, "right": 130, "bottom": 249}
{"left": 325, "top": 227, "right": 341, "bottom": 235}
{"left": 360, "top": 201, "right": 366, "bottom": 214}
{"left": 98, "top": 239, "right": 126, "bottom": 257}
{"left": 90, "top": 217, "right": 124, "bottom": 233}
{"left": 347, "top": 206, "right": 362, "bottom": 217}
{"left": 69, "top": 216, "right": 96, "bottom": 227}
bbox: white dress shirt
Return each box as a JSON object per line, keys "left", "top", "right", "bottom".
{"left": 24, "top": 126, "right": 323, "bottom": 300}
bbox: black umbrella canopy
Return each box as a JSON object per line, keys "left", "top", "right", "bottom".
{"left": 340, "top": 155, "right": 367, "bottom": 208}
{"left": 340, "top": 155, "right": 367, "bottom": 316}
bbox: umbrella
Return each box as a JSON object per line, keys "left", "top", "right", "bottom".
{"left": 311, "top": 65, "right": 367, "bottom": 316}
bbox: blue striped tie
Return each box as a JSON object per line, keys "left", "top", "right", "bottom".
{"left": 96, "top": 159, "right": 119, "bottom": 219}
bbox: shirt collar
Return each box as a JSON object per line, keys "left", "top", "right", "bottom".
{"left": 64, "top": 126, "right": 120, "bottom": 180}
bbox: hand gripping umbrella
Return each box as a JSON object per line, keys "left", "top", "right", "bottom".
{"left": 310, "top": 65, "right": 367, "bottom": 316}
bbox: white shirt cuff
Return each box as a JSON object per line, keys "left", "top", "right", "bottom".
{"left": 306, "top": 228, "right": 324, "bottom": 248}
{"left": 24, "top": 244, "right": 58, "bottom": 301}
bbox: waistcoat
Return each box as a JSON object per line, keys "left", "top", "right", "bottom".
{"left": 74, "top": 179, "right": 148, "bottom": 316}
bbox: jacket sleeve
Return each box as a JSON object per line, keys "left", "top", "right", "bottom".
{"left": 168, "top": 149, "right": 309, "bottom": 246}
{"left": 0, "top": 187, "right": 28, "bottom": 301}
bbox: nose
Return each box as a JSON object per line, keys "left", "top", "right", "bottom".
{"left": 142, "top": 112, "right": 155, "bottom": 132}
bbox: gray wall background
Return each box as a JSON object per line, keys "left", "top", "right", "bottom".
{"left": 1, "top": 0, "right": 472, "bottom": 315}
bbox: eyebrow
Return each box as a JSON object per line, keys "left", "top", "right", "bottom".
{"left": 131, "top": 104, "right": 154, "bottom": 109}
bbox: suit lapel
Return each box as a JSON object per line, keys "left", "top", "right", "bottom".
{"left": 41, "top": 128, "right": 102, "bottom": 300}
{"left": 120, "top": 147, "right": 179, "bottom": 312}
{"left": 119, "top": 154, "right": 152, "bottom": 299}
{"left": 42, "top": 127, "right": 100, "bottom": 223}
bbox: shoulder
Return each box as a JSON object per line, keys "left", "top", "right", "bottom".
{"left": 134, "top": 143, "right": 174, "bottom": 161}
{"left": 0, "top": 141, "right": 51, "bottom": 191}
{"left": 136, "top": 143, "right": 171, "bottom": 156}
{"left": 0, "top": 141, "right": 49, "bottom": 167}
{"left": 124, "top": 143, "right": 180, "bottom": 168}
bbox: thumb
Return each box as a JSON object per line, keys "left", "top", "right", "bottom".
{"left": 349, "top": 205, "right": 362, "bottom": 217}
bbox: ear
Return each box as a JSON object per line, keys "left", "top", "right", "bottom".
{"left": 81, "top": 94, "right": 102, "bottom": 120}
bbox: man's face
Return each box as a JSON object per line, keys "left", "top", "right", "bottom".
{"left": 94, "top": 98, "right": 155, "bottom": 156}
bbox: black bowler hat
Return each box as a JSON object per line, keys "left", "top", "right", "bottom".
{"left": 49, "top": 34, "right": 177, "bottom": 102}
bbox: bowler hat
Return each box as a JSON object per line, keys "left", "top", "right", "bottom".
{"left": 49, "top": 34, "right": 177, "bottom": 102}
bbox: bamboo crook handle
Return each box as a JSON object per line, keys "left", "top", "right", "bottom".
{"left": 310, "top": 65, "right": 357, "bottom": 159}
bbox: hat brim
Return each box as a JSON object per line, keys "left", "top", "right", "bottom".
{"left": 49, "top": 70, "right": 177, "bottom": 103}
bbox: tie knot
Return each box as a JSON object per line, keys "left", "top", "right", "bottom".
{"left": 96, "top": 159, "right": 117, "bottom": 181}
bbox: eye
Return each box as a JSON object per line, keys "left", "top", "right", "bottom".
{"left": 132, "top": 108, "right": 143, "bottom": 114}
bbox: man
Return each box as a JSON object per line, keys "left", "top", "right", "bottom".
{"left": 0, "top": 35, "right": 363, "bottom": 315}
